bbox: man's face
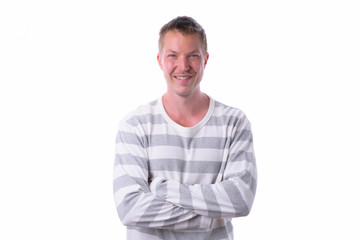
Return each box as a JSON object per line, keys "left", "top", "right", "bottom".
{"left": 157, "top": 30, "right": 209, "bottom": 98}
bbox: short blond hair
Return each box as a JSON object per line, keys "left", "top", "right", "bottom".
{"left": 158, "top": 16, "right": 207, "bottom": 54}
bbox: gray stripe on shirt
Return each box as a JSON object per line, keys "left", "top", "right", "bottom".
{"left": 179, "top": 183, "right": 193, "bottom": 209}
{"left": 227, "top": 151, "right": 255, "bottom": 164}
{"left": 201, "top": 185, "right": 222, "bottom": 218}
{"left": 113, "top": 176, "right": 148, "bottom": 193}
{"left": 240, "top": 170, "right": 257, "bottom": 194}
{"left": 118, "top": 132, "right": 228, "bottom": 149}
{"left": 222, "top": 180, "right": 250, "bottom": 217}
{"left": 149, "top": 158, "right": 222, "bottom": 173}
{"left": 127, "top": 114, "right": 166, "bottom": 127}
{"left": 115, "top": 154, "right": 148, "bottom": 170}
{"left": 225, "top": 170, "right": 257, "bottom": 194}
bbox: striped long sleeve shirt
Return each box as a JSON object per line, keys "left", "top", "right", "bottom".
{"left": 113, "top": 96, "right": 257, "bottom": 240}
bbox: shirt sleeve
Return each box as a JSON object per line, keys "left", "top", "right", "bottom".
{"left": 150, "top": 115, "right": 257, "bottom": 219}
{"left": 113, "top": 120, "right": 212, "bottom": 230}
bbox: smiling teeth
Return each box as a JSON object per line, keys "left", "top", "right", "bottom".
{"left": 176, "top": 76, "right": 190, "bottom": 80}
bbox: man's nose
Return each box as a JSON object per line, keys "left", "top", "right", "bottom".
{"left": 177, "top": 56, "right": 190, "bottom": 71}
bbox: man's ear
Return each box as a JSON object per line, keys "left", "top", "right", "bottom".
{"left": 204, "top": 52, "right": 209, "bottom": 68}
{"left": 157, "top": 53, "right": 163, "bottom": 70}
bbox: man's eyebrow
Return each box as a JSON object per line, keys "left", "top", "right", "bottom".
{"left": 190, "top": 50, "right": 201, "bottom": 54}
{"left": 163, "top": 50, "right": 178, "bottom": 54}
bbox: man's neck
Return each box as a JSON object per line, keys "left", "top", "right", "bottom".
{"left": 162, "top": 91, "right": 210, "bottom": 127}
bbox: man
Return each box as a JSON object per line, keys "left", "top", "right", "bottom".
{"left": 113, "top": 16, "right": 257, "bottom": 240}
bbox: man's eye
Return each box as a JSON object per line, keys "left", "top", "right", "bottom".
{"left": 168, "top": 54, "right": 176, "bottom": 58}
{"left": 190, "top": 54, "right": 199, "bottom": 58}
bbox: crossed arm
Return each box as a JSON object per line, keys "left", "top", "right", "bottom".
{"left": 113, "top": 118, "right": 257, "bottom": 230}
{"left": 113, "top": 125, "right": 212, "bottom": 230}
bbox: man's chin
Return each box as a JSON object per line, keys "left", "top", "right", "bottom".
{"left": 174, "top": 89, "right": 194, "bottom": 98}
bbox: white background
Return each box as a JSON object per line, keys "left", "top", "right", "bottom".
{"left": 1, "top": 0, "right": 359, "bottom": 239}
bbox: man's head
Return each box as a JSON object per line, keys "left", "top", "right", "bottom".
{"left": 158, "top": 16, "right": 207, "bottom": 55}
{"left": 157, "top": 17, "right": 209, "bottom": 98}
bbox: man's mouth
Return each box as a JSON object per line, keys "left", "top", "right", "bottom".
{"left": 174, "top": 75, "right": 193, "bottom": 80}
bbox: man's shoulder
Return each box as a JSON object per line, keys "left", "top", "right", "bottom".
{"left": 210, "top": 98, "right": 253, "bottom": 129}
{"left": 119, "top": 98, "right": 162, "bottom": 127}
{"left": 213, "top": 99, "right": 246, "bottom": 118}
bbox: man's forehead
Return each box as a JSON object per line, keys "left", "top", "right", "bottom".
{"left": 159, "top": 29, "right": 206, "bottom": 54}
{"left": 163, "top": 31, "right": 202, "bottom": 48}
